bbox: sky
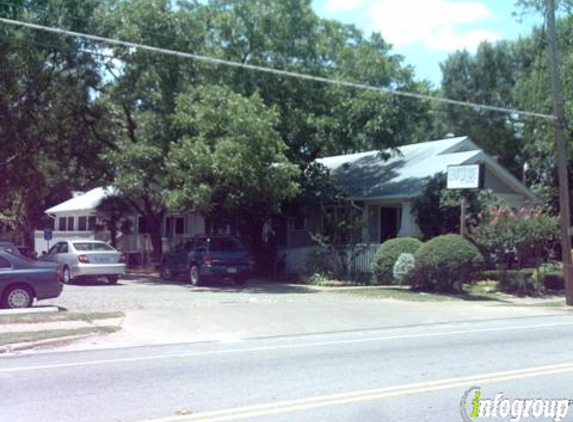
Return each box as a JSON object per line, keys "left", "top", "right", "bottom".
{"left": 312, "top": 0, "right": 543, "bottom": 86}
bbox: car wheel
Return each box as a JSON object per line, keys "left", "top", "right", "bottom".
{"left": 234, "top": 276, "right": 248, "bottom": 287}
{"left": 2, "top": 285, "right": 34, "bottom": 309}
{"left": 160, "top": 264, "right": 173, "bottom": 281}
{"left": 62, "top": 266, "right": 73, "bottom": 285}
{"left": 190, "top": 265, "right": 202, "bottom": 286}
{"left": 107, "top": 275, "right": 119, "bottom": 284}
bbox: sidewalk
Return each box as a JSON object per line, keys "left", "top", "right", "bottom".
{"left": 54, "top": 294, "right": 570, "bottom": 351}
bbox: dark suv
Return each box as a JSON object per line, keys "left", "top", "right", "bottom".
{"left": 160, "top": 235, "right": 254, "bottom": 286}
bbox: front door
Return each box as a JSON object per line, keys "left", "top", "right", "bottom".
{"left": 380, "top": 207, "right": 398, "bottom": 242}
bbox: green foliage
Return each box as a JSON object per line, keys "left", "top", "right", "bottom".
{"left": 499, "top": 271, "right": 545, "bottom": 297}
{"left": 166, "top": 85, "right": 300, "bottom": 259}
{"left": 412, "top": 173, "right": 501, "bottom": 238}
{"left": 412, "top": 234, "right": 484, "bottom": 292}
{"left": 0, "top": 0, "right": 111, "bottom": 244}
{"left": 95, "top": 195, "right": 134, "bottom": 247}
{"left": 392, "top": 253, "right": 416, "bottom": 285}
{"left": 371, "top": 237, "right": 423, "bottom": 284}
{"left": 440, "top": 42, "right": 523, "bottom": 175}
{"left": 469, "top": 206, "right": 559, "bottom": 269}
{"left": 308, "top": 205, "right": 369, "bottom": 279}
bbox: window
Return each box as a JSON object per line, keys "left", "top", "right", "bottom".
{"left": 48, "top": 244, "right": 59, "bottom": 255}
{"left": 59, "top": 217, "right": 67, "bottom": 231}
{"left": 209, "top": 237, "right": 243, "bottom": 252}
{"left": 138, "top": 217, "right": 148, "bottom": 234}
{"left": 88, "top": 216, "right": 97, "bottom": 231}
{"left": 67, "top": 216, "right": 74, "bottom": 231}
{"left": 78, "top": 216, "right": 87, "bottom": 231}
{"left": 73, "top": 242, "right": 114, "bottom": 251}
{"left": 175, "top": 217, "right": 185, "bottom": 235}
{"left": 57, "top": 243, "right": 68, "bottom": 254}
{"left": 0, "top": 256, "right": 11, "bottom": 268}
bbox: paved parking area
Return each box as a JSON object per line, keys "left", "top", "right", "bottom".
{"left": 42, "top": 275, "right": 329, "bottom": 313}
{"left": 39, "top": 274, "right": 570, "bottom": 351}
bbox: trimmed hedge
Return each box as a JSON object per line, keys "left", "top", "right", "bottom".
{"left": 479, "top": 268, "right": 564, "bottom": 293}
{"left": 371, "top": 237, "right": 423, "bottom": 284}
{"left": 412, "top": 234, "right": 484, "bottom": 292}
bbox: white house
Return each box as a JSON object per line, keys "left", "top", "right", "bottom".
{"left": 34, "top": 187, "right": 205, "bottom": 265}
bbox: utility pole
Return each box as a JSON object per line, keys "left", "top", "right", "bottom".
{"left": 545, "top": 0, "right": 573, "bottom": 306}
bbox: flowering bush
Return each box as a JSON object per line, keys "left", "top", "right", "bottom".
{"left": 392, "top": 253, "right": 416, "bottom": 285}
{"left": 469, "top": 206, "right": 558, "bottom": 270}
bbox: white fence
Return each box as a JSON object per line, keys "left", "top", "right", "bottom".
{"left": 282, "top": 244, "right": 380, "bottom": 274}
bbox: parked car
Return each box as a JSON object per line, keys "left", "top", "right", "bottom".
{"left": 39, "top": 240, "right": 126, "bottom": 284}
{"left": 0, "top": 251, "right": 63, "bottom": 309}
{"left": 160, "top": 235, "right": 254, "bottom": 286}
{"left": 0, "top": 241, "right": 21, "bottom": 256}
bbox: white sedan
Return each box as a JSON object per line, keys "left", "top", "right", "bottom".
{"left": 40, "top": 240, "right": 126, "bottom": 284}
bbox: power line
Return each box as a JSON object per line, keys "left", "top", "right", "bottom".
{"left": 0, "top": 16, "right": 556, "bottom": 121}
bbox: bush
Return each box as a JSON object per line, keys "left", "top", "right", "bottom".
{"left": 499, "top": 272, "right": 544, "bottom": 296}
{"left": 412, "top": 234, "right": 484, "bottom": 292}
{"left": 479, "top": 267, "right": 560, "bottom": 295}
{"left": 392, "top": 253, "right": 416, "bottom": 285}
{"left": 371, "top": 237, "right": 423, "bottom": 284}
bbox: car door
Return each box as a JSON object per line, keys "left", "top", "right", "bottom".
{"left": 57, "top": 241, "right": 71, "bottom": 268}
{"left": 173, "top": 238, "right": 194, "bottom": 272}
{"left": 0, "top": 255, "right": 14, "bottom": 292}
{"left": 43, "top": 243, "right": 62, "bottom": 263}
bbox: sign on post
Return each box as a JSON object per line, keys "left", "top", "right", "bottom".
{"left": 446, "top": 164, "right": 484, "bottom": 190}
{"left": 446, "top": 164, "right": 484, "bottom": 237}
{"left": 43, "top": 229, "right": 53, "bottom": 241}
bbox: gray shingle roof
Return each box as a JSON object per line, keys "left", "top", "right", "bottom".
{"left": 316, "top": 137, "right": 496, "bottom": 200}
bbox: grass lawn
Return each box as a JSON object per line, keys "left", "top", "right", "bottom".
{"left": 332, "top": 284, "right": 513, "bottom": 303}
{"left": 0, "top": 326, "right": 119, "bottom": 346}
{"left": 0, "top": 311, "right": 124, "bottom": 325}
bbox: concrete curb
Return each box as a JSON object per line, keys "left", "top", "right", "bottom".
{"left": 0, "top": 333, "right": 95, "bottom": 354}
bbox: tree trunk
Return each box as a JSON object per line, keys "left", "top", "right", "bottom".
{"left": 148, "top": 216, "right": 163, "bottom": 265}
{"left": 110, "top": 221, "right": 118, "bottom": 248}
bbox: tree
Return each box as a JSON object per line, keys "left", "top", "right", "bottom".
{"left": 440, "top": 42, "right": 524, "bottom": 175}
{"left": 97, "top": 0, "right": 206, "bottom": 262}
{"left": 96, "top": 195, "right": 134, "bottom": 247}
{"left": 166, "top": 84, "right": 300, "bottom": 261}
{"left": 0, "top": 0, "right": 112, "bottom": 244}
{"left": 412, "top": 173, "right": 500, "bottom": 238}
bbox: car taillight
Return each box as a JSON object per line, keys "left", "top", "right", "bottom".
{"left": 119, "top": 253, "right": 126, "bottom": 264}
{"left": 203, "top": 254, "right": 212, "bottom": 265}
{"left": 78, "top": 254, "right": 90, "bottom": 264}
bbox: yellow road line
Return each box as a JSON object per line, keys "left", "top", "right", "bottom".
{"left": 138, "top": 362, "right": 573, "bottom": 422}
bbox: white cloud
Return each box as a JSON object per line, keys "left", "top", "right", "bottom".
{"left": 325, "top": 0, "right": 369, "bottom": 13}
{"left": 365, "top": 0, "right": 501, "bottom": 51}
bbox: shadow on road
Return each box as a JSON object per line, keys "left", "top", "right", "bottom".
{"left": 124, "top": 273, "right": 317, "bottom": 295}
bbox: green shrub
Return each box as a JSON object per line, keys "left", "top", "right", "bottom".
{"left": 412, "top": 234, "right": 484, "bottom": 292}
{"left": 371, "top": 237, "right": 423, "bottom": 284}
{"left": 542, "top": 272, "right": 564, "bottom": 290}
{"left": 499, "top": 272, "right": 544, "bottom": 296}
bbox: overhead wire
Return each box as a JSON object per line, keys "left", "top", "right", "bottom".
{"left": 0, "top": 15, "right": 557, "bottom": 121}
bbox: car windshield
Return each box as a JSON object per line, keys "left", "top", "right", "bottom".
{"left": 73, "top": 242, "right": 115, "bottom": 251}
{"left": 209, "top": 238, "right": 243, "bottom": 252}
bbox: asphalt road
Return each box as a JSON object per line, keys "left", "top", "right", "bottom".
{"left": 1, "top": 313, "right": 573, "bottom": 422}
